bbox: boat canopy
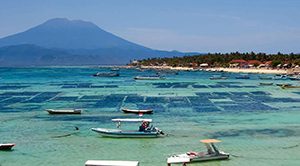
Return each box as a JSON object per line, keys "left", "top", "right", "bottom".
{"left": 200, "top": 139, "right": 222, "bottom": 143}
{"left": 112, "top": 118, "right": 152, "bottom": 122}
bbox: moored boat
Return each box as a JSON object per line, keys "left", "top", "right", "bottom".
{"left": 46, "top": 109, "right": 82, "bottom": 114}
{"left": 167, "top": 139, "right": 229, "bottom": 164}
{"left": 209, "top": 75, "right": 228, "bottom": 80}
{"left": 121, "top": 108, "right": 153, "bottom": 114}
{"left": 0, "top": 143, "right": 15, "bottom": 151}
{"left": 134, "top": 75, "right": 165, "bottom": 80}
{"left": 259, "top": 82, "right": 273, "bottom": 86}
{"left": 91, "top": 118, "right": 164, "bottom": 138}
{"left": 235, "top": 74, "right": 250, "bottom": 79}
{"left": 258, "top": 76, "right": 273, "bottom": 80}
{"left": 281, "top": 84, "right": 300, "bottom": 89}
{"left": 289, "top": 75, "right": 300, "bottom": 80}
{"left": 93, "top": 72, "right": 119, "bottom": 77}
{"left": 273, "top": 74, "right": 288, "bottom": 80}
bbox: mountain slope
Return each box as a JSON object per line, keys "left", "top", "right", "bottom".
{"left": 0, "top": 18, "right": 194, "bottom": 66}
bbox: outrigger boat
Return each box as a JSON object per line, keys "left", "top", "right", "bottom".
{"left": 91, "top": 118, "right": 164, "bottom": 138}
{"left": 0, "top": 143, "right": 15, "bottom": 151}
{"left": 121, "top": 108, "right": 153, "bottom": 114}
{"left": 134, "top": 75, "right": 165, "bottom": 80}
{"left": 209, "top": 75, "right": 228, "bottom": 80}
{"left": 46, "top": 109, "right": 82, "bottom": 115}
{"left": 93, "top": 72, "right": 119, "bottom": 77}
{"left": 167, "top": 139, "right": 229, "bottom": 164}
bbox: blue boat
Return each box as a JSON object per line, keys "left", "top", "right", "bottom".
{"left": 91, "top": 118, "right": 165, "bottom": 138}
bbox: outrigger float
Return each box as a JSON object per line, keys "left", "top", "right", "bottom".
{"left": 167, "top": 139, "right": 229, "bottom": 165}
{"left": 91, "top": 118, "right": 164, "bottom": 138}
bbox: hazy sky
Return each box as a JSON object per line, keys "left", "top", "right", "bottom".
{"left": 1, "top": 0, "right": 299, "bottom": 53}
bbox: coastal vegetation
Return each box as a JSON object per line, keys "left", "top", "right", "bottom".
{"left": 135, "top": 52, "right": 300, "bottom": 68}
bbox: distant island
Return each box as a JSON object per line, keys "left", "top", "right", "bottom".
{"left": 130, "top": 52, "right": 300, "bottom": 74}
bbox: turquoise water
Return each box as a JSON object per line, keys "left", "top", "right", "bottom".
{"left": 0, "top": 67, "right": 300, "bottom": 166}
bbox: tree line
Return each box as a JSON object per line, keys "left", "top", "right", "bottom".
{"left": 135, "top": 52, "right": 300, "bottom": 68}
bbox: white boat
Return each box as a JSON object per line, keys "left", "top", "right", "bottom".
{"left": 46, "top": 109, "right": 82, "bottom": 114}
{"left": 0, "top": 143, "right": 15, "bottom": 150}
{"left": 167, "top": 139, "right": 229, "bottom": 164}
{"left": 91, "top": 118, "right": 164, "bottom": 138}
{"left": 121, "top": 108, "right": 153, "bottom": 114}
{"left": 93, "top": 72, "right": 119, "bottom": 77}
{"left": 85, "top": 160, "right": 139, "bottom": 166}
{"left": 134, "top": 75, "right": 165, "bottom": 80}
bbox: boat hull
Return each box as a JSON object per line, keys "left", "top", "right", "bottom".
{"left": 122, "top": 109, "right": 153, "bottom": 114}
{"left": 91, "top": 128, "right": 160, "bottom": 138}
{"left": 46, "top": 109, "right": 81, "bottom": 115}
{"left": 0, "top": 144, "right": 15, "bottom": 151}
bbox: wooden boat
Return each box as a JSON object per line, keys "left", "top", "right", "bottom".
{"left": 0, "top": 143, "right": 15, "bottom": 151}
{"left": 93, "top": 72, "right": 119, "bottom": 77}
{"left": 85, "top": 160, "right": 139, "bottom": 166}
{"left": 259, "top": 82, "right": 273, "bottom": 86}
{"left": 167, "top": 139, "right": 229, "bottom": 164}
{"left": 134, "top": 75, "right": 165, "bottom": 80}
{"left": 46, "top": 109, "right": 82, "bottom": 114}
{"left": 121, "top": 108, "right": 153, "bottom": 114}
{"left": 91, "top": 118, "right": 164, "bottom": 138}
{"left": 209, "top": 75, "right": 227, "bottom": 80}
{"left": 235, "top": 74, "right": 250, "bottom": 79}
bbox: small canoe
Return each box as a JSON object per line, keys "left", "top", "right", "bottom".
{"left": 121, "top": 108, "right": 153, "bottom": 114}
{"left": 0, "top": 143, "right": 15, "bottom": 150}
{"left": 46, "top": 109, "right": 82, "bottom": 115}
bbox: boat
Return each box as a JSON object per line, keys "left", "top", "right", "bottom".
{"left": 289, "top": 75, "right": 300, "bottom": 80}
{"left": 235, "top": 74, "right": 250, "bottom": 79}
{"left": 110, "top": 68, "right": 120, "bottom": 72}
{"left": 134, "top": 75, "right": 165, "bottom": 80}
{"left": 258, "top": 76, "right": 273, "bottom": 80}
{"left": 46, "top": 109, "right": 82, "bottom": 114}
{"left": 209, "top": 75, "right": 228, "bottom": 80}
{"left": 259, "top": 82, "right": 273, "bottom": 86}
{"left": 167, "top": 139, "right": 229, "bottom": 164}
{"left": 91, "top": 118, "right": 164, "bottom": 138}
{"left": 121, "top": 108, "right": 153, "bottom": 114}
{"left": 0, "top": 143, "right": 15, "bottom": 150}
{"left": 85, "top": 160, "right": 139, "bottom": 166}
{"left": 281, "top": 84, "right": 300, "bottom": 89}
{"left": 273, "top": 74, "right": 288, "bottom": 80}
{"left": 276, "top": 83, "right": 292, "bottom": 87}
{"left": 93, "top": 72, "right": 119, "bottom": 77}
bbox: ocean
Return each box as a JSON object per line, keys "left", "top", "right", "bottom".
{"left": 0, "top": 67, "right": 300, "bottom": 166}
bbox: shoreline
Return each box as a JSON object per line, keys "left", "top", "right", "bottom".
{"left": 136, "top": 65, "right": 291, "bottom": 74}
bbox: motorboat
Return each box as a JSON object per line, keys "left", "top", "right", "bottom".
{"left": 46, "top": 109, "right": 82, "bottom": 115}
{"left": 209, "top": 75, "right": 228, "bottom": 80}
{"left": 134, "top": 75, "right": 165, "bottom": 80}
{"left": 93, "top": 72, "right": 119, "bottom": 77}
{"left": 273, "top": 74, "right": 288, "bottom": 80}
{"left": 91, "top": 118, "right": 164, "bottom": 138}
{"left": 121, "top": 108, "right": 153, "bottom": 114}
{"left": 235, "top": 74, "right": 250, "bottom": 79}
{"left": 0, "top": 143, "right": 15, "bottom": 151}
{"left": 167, "top": 139, "right": 229, "bottom": 164}
{"left": 259, "top": 82, "right": 273, "bottom": 86}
